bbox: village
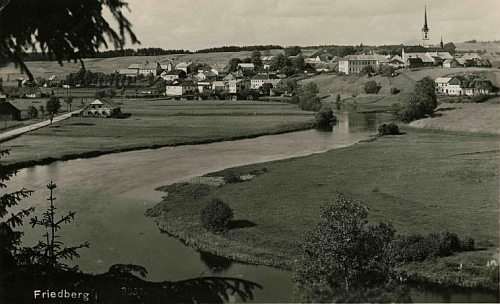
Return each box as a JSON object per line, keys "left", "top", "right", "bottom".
{"left": 0, "top": 2, "right": 499, "bottom": 303}
{"left": 0, "top": 40, "right": 497, "bottom": 121}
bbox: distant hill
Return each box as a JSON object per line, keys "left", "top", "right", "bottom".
{"left": 300, "top": 68, "right": 500, "bottom": 104}
{"left": 455, "top": 42, "right": 500, "bottom": 67}
{"left": 0, "top": 50, "right": 284, "bottom": 82}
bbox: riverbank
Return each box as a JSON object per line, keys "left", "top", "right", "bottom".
{"left": 1, "top": 99, "right": 314, "bottom": 167}
{"left": 147, "top": 126, "right": 499, "bottom": 290}
{"left": 409, "top": 99, "right": 500, "bottom": 134}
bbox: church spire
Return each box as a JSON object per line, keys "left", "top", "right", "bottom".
{"left": 423, "top": 6, "right": 429, "bottom": 31}
{"left": 440, "top": 36, "right": 444, "bottom": 49}
{"left": 422, "top": 6, "right": 430, "bottom": 46}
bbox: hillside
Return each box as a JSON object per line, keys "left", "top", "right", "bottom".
{"left": 0, "top": 50, "right": 284, "bottom": 82}
{"left": 300, "top": 68, "right": 500, "bottom": 112}
{"left": 455, "top": 41, "right": 500, "bottom": 67}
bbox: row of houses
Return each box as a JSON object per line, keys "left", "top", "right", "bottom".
{"left": 164, "top": 72, "right": 288, "bottom": 99}
{"left": 435, "top": 74, "right": 496, "bottom": 96}
{"left": 312, "top": 46, "right": 491, "bottom": 75}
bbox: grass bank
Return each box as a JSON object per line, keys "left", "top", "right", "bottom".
{"left": 1, "top": 99, "right": 314, "bottom": 167}
{"left": 409, "top": 99, "right": 500, "bottom": 134}
{"left": 148, "top": 127, "right": 499, "bottom": 289}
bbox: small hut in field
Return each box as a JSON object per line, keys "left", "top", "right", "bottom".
{"left": 82, "top": 98, "right": 121, "bottom": 118}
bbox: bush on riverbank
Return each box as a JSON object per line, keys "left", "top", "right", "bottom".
{"left": 393, "top": 232, "right": 475, "bottom": 263}
{"left": 200, "top": 198, "right": 234, "bottom": 233}
{"left": 314, "top": 107, "right": 337, "bottom": 126}
{"left": 377, "top": 123, "right": 400, "bottom": 136}
{"left": 395, "top": 76, "right": 437, "bottom": 123}
{"left": 364, "top": 80, "right": 381, "bottom": 94}
{"left": 293, "top": 194, "right": 411, "bottom": 303}
{"left": 471, "top": 94, "right": 494, "bottom": 103}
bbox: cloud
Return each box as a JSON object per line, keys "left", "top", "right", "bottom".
{"left": 115, "top": 0, "right": 500, "bottom": 50}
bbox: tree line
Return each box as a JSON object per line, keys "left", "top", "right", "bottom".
{"left": 196, "top": 45, "right": 283, "bottom": 53}
{"left": 18, "top": 48, "right": 192, "bottom": 62}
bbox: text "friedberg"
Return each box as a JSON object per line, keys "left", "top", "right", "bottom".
{"left": 34, "top": 289, "right": 91, "bottom": 302}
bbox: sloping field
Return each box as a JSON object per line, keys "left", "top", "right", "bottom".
{"left": 455, "top": 42, "right": 500, "bottom": 67}
{"left": 300, "top": 74, "right": 392, "bottom": 98}
{"left": 410, "top": 99, "right": 500, "bottom": 134}
{"left": 1, "top": 99, "right": 313, "bottom": 166}
{"left": 0, "top": 50, "right": 284, "bottom": 81}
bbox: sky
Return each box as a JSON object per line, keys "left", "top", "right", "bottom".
{"left": 106, "top": 0, "right": 500, "bottom": 51}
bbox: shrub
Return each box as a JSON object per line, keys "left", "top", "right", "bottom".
{"left": 380, "top": 65, "right": 395, "bottom": 77}
{"left": 299, "top": 95, "right": 322, "bottom": 111}
{"left": 364, "top": 80, "right": 381, "bottom": 94}
{"left": 396, "top": 77, "right": 437, "bottom": 123}
{"left": 392, "top": 232, "right": 475, "bottom": 263}
{"left": 315, "top": 107, "right": 337, "bottom": 126}
{"left": 390, "top": 87, "right": 400, "bottom": 95}
{"left": 378, "top": 123, "right": 399, "bottom": 136}
{"left": 471, "top": 94, "right": 491, "bottom": 103}
{"left": 222, "top": 171, "right": 241, "bottom": 184}
{"left": 200, "top": 198, "right": 234, "bottom": 233}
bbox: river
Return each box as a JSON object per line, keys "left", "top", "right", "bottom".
{"left": 5, "top": 109, "right": 498, "bottom": 303}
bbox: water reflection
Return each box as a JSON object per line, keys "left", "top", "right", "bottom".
{"left": 410, "top": 283, "right": 499, "bottom": 303}
{"left": 199, "top": 251, "right": 234, "bottom": 275}
{"left": 331, "top": 105, "right": 396, "bottom": 135}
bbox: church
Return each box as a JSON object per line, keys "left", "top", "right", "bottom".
{"left": 402, "top": 6, "right": 453, "bottom": 67}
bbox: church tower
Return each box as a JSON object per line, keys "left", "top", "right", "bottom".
{"left": 422, "top": 6, "right": 430, "bottom": 47}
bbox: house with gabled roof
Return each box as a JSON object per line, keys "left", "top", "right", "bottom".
{"left": 388, "top": 55, "right": 405, "bottom": 68}
{"left": 406, "top": 57, "right": 424, "bottom": 68}
{"left": 195, "top": 71, "right": 217, "bottom": 82}
{"left": 166, "top": 80, "right": 196, "bottom": 96}
{"left": 127, "top": 61, "right": 161, "bottom": 76}
{"left": 0, "top": 99, "right": 21, "bottom": 121}
{"left": 402, "top": 46, "right": 452, "bottom": 67}
{"left": 443, "top": 59, "right": 460, "bottom": 68}
{"left": 237, "top": 63, "right": 255, "bottom": 77}
{"left": 82, "top": 98, "right": 122, "bottom": 118}
{"left": 435, "top": 77, "right": 452, "bottom": 93}
{"left": 223, "top": 73, "right": 238, "bottom": 82}
{"left": 175, "top": 62, "right": 194, "bottom": 74}
{"left": 250, "top": 74, "right": 280, "bottom": 89}
{"left": 338, "top": 54, "right": 388, "bottom": 75}
{"left": 161, "top": 69, "right": 187, "bottom": 81}
{"left": 307, "top": 51, "right": 334, "bottom": 63}
{"left": 228, "top": 79, "right": 250, "bottom": 95}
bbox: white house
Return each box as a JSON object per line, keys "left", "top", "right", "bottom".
{"left": 82, "top": 98, "right": 121, "bottom": 118}
{"left": 338, "top": 54, "right": 388, "bottom": 75}
{"left": 228, "top": 79, "right": 250, "bottom": 94}
{"left": 250, "top": 74, "right": 279, "bottom": 89}
{"left": 161, "top": 69, "right": 186, "bottom": 81}
{"left": 166, "top": 81, "right": 196, "bottom": 96}
{"left": 175, "top": 62, "right": 193, "bottom": 73}
{"left": 435, "top": 77, "right": 452, "bottom": 93}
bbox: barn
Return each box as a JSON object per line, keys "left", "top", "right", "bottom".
{"left": 82, "top": 98, "right": 121, "bottom": 118}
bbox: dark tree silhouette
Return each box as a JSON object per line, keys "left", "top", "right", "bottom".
{"left": 0, "top": 0, "right": 139, "bottom": 81}
{"left": 0, "top": 150, "right": 35, "bottom": 298}
{"left": 46, "top": 96, "right": 61, "bottom": 124}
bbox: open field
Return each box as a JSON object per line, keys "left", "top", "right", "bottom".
{"left": 410, "top": 99, "right": 500, "bottom": 134}
{"left": 149, "top": 127, "right": 499, "bottom": 268}
{"left": 0, "top": 50, "right": 285, "bottom": 82}
{"left": 0, "top": 99, "right": 314, "bottom": 166}
{"left": 455, "top": 41, "right": 500, "bottom": 67}
{"left": 302, "top": 68, "right": 500, "bottom": 113}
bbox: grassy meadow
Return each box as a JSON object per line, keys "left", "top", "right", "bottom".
{"left": 410, "top": 98, "right": 500, "bottom": 134}
{"left": 1, "top": 99, "right": 314, "bottom": 166}
{"left": 0, "top": 50, "right": 285, "bottom": 83}
{"left": 455, "top": 41, "right": 500, "bottom": 67}
{"left": 148, "top": 126, "right": 499, "bottom": 286}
